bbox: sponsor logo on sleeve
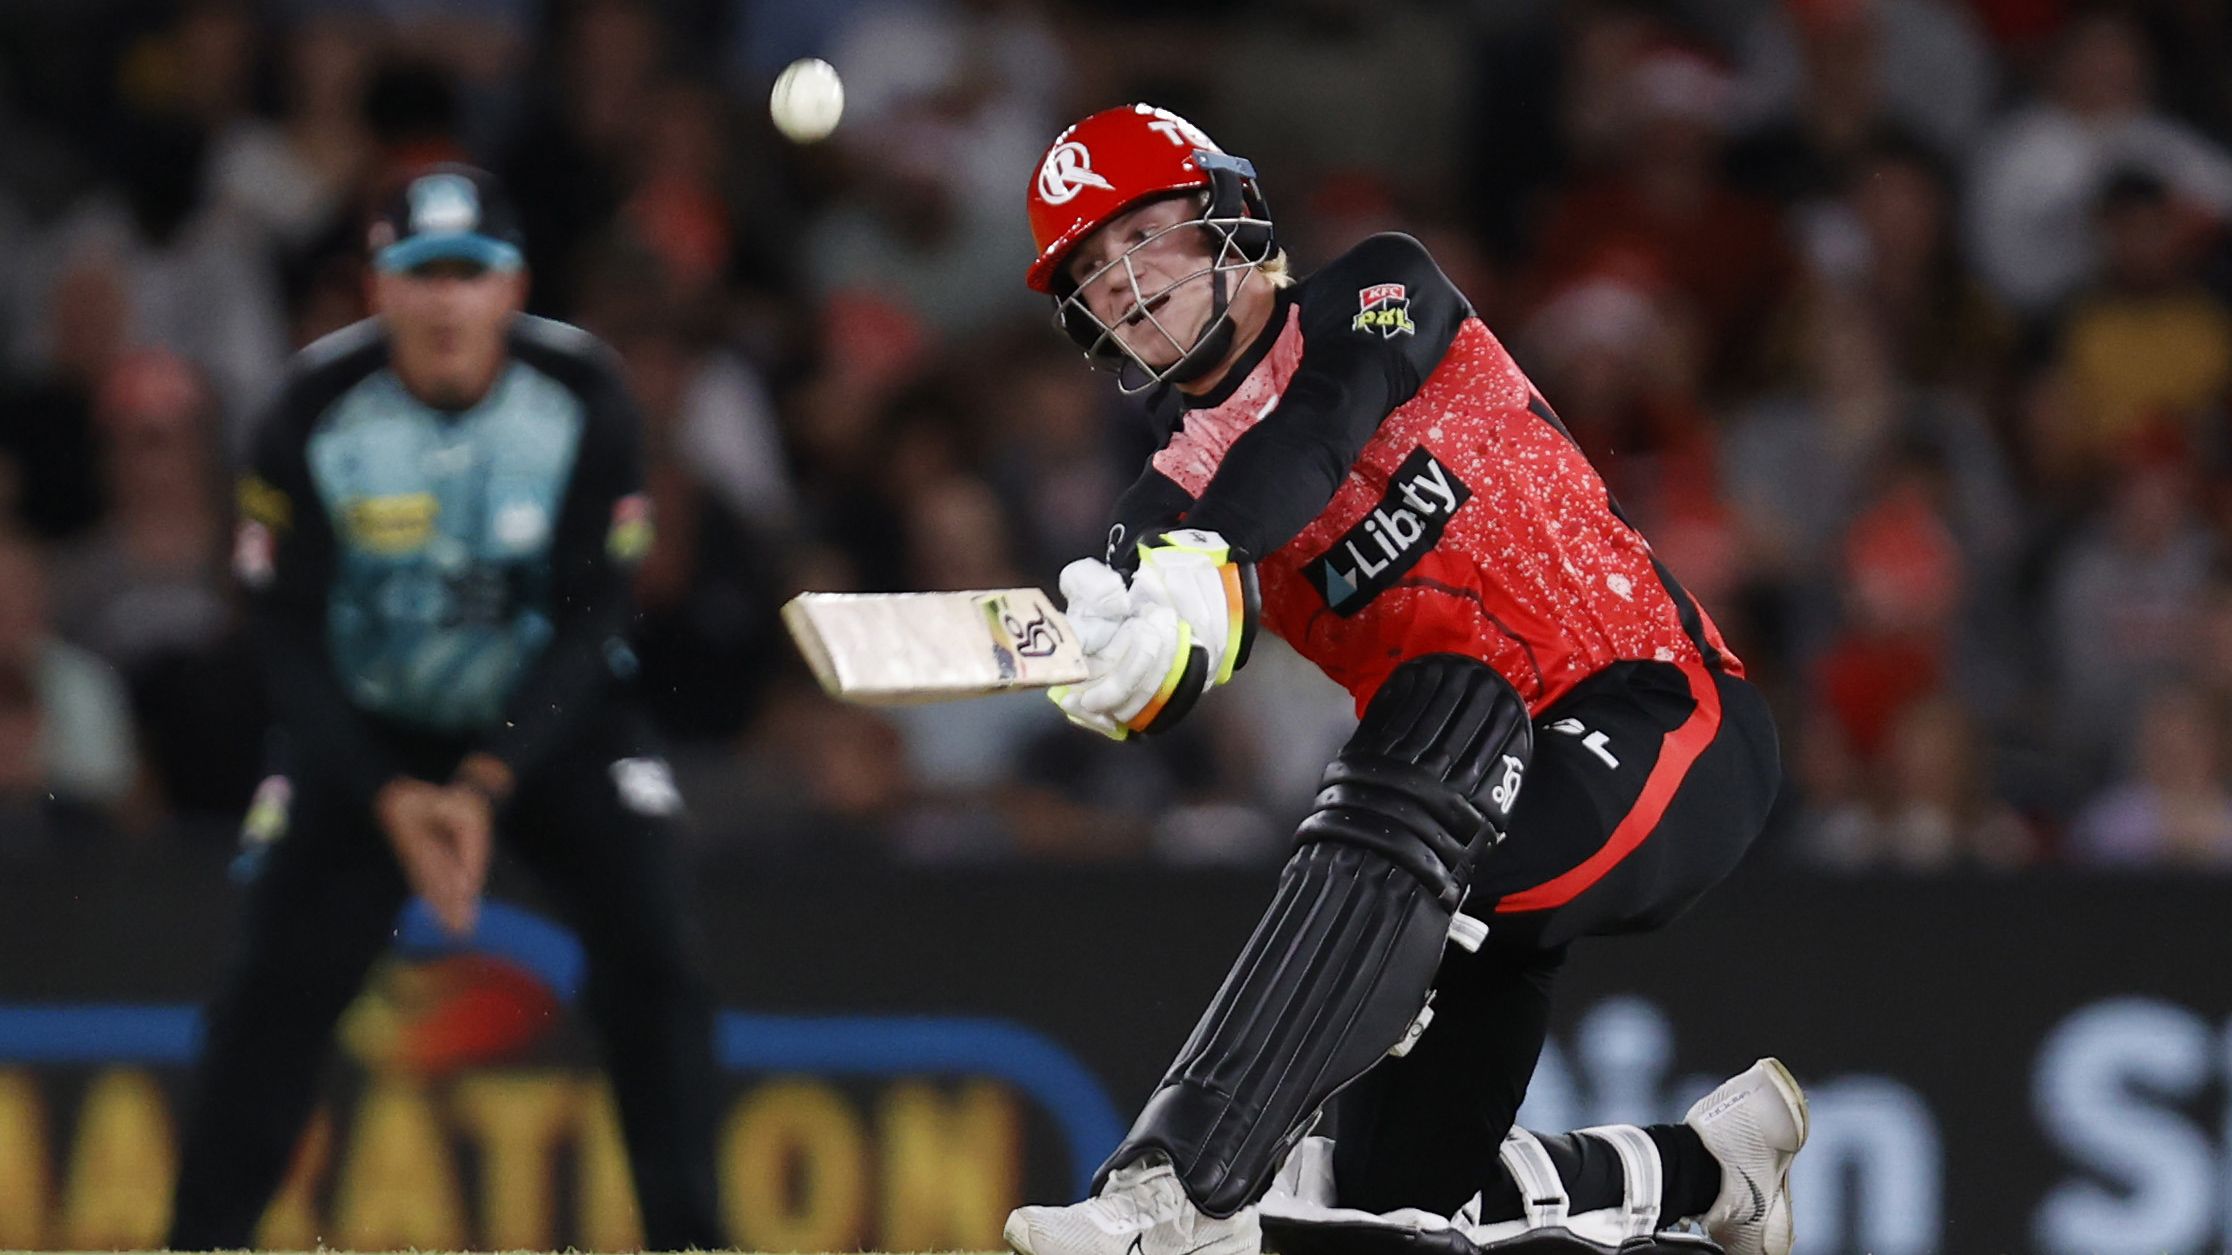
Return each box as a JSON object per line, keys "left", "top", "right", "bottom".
{"left": 345, "top": 492, "right": 440, "bottom": 554}
{"left": 606, "top": 493, "right": 653, "bottom": 564}
{"left": 1352, "top": 282, "right": 1415, "bottom": 339}
{"left": 1300, "top": 447, "right": 1471, "bottom": 615}
{"left": 237, "top": 474, "right": 292, "bottom": 531}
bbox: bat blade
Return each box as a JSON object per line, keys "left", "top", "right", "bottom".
{"left": 781, "top": 588, "right": 1089, "bottom": 704}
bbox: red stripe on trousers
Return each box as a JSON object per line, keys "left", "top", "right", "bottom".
{"left": 1494, "top": 659, "right": 1724, "bottom": 914}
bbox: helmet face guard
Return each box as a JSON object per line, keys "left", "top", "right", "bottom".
{"left": 1048, "top": 153, "right": 1276, "bottom": 394}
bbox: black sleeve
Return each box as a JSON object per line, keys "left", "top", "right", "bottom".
{"left": 1104, "top": 461, "right": 1197, "bottom": 575}
{"left": 1183, "top": 233, "right": 1471, "bottom": 558}
{"left": 472, "top": 359, "right": 646, "bottom": 781}
{"left": 240, "top": 394, "right": 405, "bottom": 810}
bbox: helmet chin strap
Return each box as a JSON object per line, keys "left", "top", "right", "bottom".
{"left": 1157, "top": 255, "right": 1240, "bottom": 387}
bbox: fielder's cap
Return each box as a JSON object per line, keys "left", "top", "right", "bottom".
{"left": 368, "top": 164, "right": 525, "bottom": 273}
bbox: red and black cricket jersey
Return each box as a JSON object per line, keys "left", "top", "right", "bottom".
{"left": 1108, "top": 232, "right": 1741, "bottom": 717}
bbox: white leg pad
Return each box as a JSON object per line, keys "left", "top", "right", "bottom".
{"left": 1497, "top": 1128, "right": 1569, "bottom": 1230}
{"left": 1575, "top": 1124, "right": 1663, "bottom": 1241}
{"left": 1260, "top": 1130, "right": 1706, "bottom": 1255}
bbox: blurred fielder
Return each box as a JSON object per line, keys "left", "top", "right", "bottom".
{"left": 1002, "top": 105, "right": 1804, "bottom": 1255}
{"left": 166, "top": 165, "right": 723, "bottom": 1250}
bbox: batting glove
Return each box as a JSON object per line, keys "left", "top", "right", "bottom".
{"left": 1131, "top": 528, "right": 1259, "bottom": 687}
{"left": 1048, "top": 557, "right": 1203, "bottom": 740}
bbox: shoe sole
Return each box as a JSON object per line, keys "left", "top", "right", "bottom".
{"left": 1001, "top": 1213, "right": 1261, "bottom": 1255}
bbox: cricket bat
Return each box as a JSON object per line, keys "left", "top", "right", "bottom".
{"left": 782, "top": 588, "right": 1089, "bottom": 704}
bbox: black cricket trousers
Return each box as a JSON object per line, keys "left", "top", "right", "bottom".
{"left": 1332, "top": 657, "right": 1782, "bottom": 1221}
{"left": 166, "top": 717, "right": 724, "bottom": 1249}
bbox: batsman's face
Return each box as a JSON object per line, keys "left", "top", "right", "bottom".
{"left": 1067, "top": 197, "right": 1220, "bottom": 369}
{"left": 373, "top": 260, "right": 527, "bottom": 408}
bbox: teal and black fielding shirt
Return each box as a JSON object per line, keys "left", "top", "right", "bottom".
{"left": 235, "top": 315, "right": 653, "bottom": 809}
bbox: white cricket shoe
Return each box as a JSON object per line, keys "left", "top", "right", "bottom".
{"left": 1004, "top": 1155, "right": 1262, "bottom": 1255}
{"left": 1684, "top": 1057, "right": 1809, "bottom": 1255}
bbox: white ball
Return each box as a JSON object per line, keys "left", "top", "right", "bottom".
{"left": 770, "top": 58, "right": 844, "bottom": 144}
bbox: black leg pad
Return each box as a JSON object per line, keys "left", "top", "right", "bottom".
{"left": 1094, "top": 655, "right": 1534, "bottom": 1216}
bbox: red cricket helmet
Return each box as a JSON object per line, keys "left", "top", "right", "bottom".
{"left": 1025, "top": 104, "right": 1276, "bottom": 389}
{"left": 1026, "top": 103, "right": 1271, "bottom": 293}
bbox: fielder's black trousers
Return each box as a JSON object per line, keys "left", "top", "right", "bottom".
{"left": 166, "top": 721, "right": 724, "bottom": 1249}
{"left": 1333, "top": 660, "right": 1782, "bottom": 1221}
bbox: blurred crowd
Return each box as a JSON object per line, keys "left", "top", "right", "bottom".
{"left": 3, "top": 0, "right": 2231, "bottom": 872}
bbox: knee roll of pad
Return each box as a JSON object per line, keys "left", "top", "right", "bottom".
{"left": 1299, "top": 654, "right": 1533, "bottom": 907}
{"left": 1300, "top": 756, "right": 1490, "bottom": 910}
{"left": 1346, "top": 655, "right": 1533, "bottom": 796}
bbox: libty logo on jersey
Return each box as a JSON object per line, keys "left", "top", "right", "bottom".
{"left": 1353, "top": 283, "right": 1415, "bottom": 339}
{"left": 1302, "top": 447, "right": 1471, "bottom": 615}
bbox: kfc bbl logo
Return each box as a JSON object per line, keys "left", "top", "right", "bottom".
{"left": 1353, "top": 283, "right": 1415, "bottom": 338}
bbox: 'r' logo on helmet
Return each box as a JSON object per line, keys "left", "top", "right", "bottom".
{"left": 1037, "top": 141, "right": 1113, "bottom": 205}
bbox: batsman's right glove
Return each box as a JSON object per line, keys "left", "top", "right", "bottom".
{"left": 1047, "top": 535, "right": 1257, "bottom": 740}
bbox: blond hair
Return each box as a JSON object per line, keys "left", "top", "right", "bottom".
{"left": 1257, "top": 249, "right": 1295, "bottom": 289}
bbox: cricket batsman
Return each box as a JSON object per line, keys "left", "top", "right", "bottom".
{"left": 1003, "top": 105, "right": 1804, "bottom": 1255}
{"left": 165, "top": 165, "right": 723, "bottom": 1249}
